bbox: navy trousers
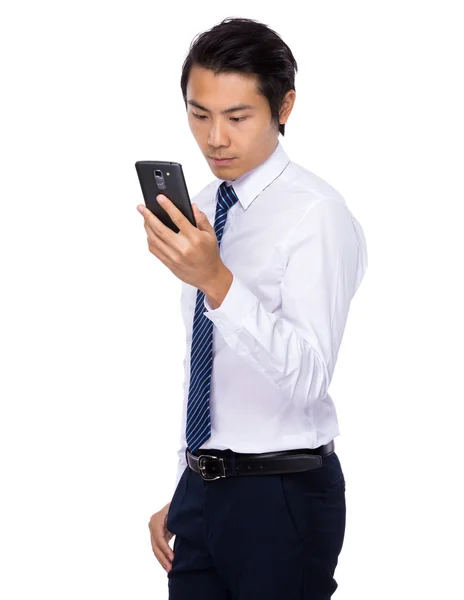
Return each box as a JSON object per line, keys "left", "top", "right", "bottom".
{"left": 166, "top": 449, "right": 346, "bottom": 599}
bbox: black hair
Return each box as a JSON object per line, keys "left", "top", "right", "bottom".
{"left": 180, "top": 17, "right": 298, "bottom": 136}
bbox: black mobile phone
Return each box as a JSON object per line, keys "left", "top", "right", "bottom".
{"left": 134, "top": 161, "right": 197, "bottom": 233}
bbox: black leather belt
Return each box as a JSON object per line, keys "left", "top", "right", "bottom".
{"left": 186, "top": 440, "right": 334, "bottom": 481}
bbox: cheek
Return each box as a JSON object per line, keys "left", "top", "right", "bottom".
{"left": 188, "top": 122, "right": 203, "bottom": 142}
{"left": 189, "top": 119, "right": 206, "bottom": 137}
{"left": 238, "top": 119, "right": 262, "bottom": 140}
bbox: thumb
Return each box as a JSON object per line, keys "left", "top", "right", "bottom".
{"left": 193, "top": 204, "right": 213, "bottom": 233}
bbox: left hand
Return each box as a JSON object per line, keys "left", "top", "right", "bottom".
{"left": 137, "top": 194, "right": 222, "bottom": 291}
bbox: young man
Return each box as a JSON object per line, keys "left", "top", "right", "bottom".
{"left": 142, "top": 17, "right": 368, "bottom": 600}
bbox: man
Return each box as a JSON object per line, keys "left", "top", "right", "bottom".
{"left": 140, "top": 17, "right": 368, "bottom": 600}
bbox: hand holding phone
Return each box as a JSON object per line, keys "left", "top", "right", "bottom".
{"left": 135, "top": 161, "right": 197, "bottom": 233}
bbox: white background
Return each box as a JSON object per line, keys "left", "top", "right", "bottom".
{"left": 1, "top": 1, "right": 463, "bottom": 598}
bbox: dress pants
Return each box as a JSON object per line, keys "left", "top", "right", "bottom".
{"left": 166, "top": 448, "right": 346, "bottom": 600}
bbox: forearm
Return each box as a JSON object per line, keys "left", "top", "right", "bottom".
{"left": 203, "top": 265, "right": 234, "bottom": 310}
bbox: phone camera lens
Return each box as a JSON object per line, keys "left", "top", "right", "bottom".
{"left": 155, "top": 170, "right": 162, "bottom": 177}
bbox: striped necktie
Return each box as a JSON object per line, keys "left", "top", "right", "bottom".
{"left": 185, "top": 181, "right": 239, "bottom": 453}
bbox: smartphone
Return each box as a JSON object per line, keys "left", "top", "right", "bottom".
{"left": 134, "top": 161, "right": 197, "bottom": 233}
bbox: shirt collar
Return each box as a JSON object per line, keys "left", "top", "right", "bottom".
{"left": 214, "top": 140, "right": 290, "bottom": 210}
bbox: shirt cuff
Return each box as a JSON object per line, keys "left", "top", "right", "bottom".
{"left": 203, "top": 274, "right": 257, "bottom": 337}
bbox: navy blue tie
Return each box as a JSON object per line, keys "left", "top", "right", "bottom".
{"left": 185, "top": 181, "right": 239, "bottom": 453}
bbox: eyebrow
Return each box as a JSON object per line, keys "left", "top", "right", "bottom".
{"left": 188, "top": 100, "right": 255, "bottom": 114}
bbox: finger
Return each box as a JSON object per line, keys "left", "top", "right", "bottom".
{"left": 157, "top": 195, "right": 190, "bottom": 235}
{"left": 142, "top": 216, "right": 171, "bottom": 259}
{"left": 149, "top": 203, "right": 179, "bottom": 243}
{"left": 149, "top": 526, "right": 173, "bottom": 570}
{"left": 140, "top": 204, "right": 177, "bottom": 245}
{"left": 156, "top": 518, "right": 175, "bottom": 561}
{"left": 149, "top": 518, "right": 175, "bottom": 562}
{"left": 153, "top": 545, "right": 172, "bottom": 571}
{"left": 164, "top": 528, "right": 175, "bottom": 560}
{"left": 143, "top": 214, "right": 158, "bottom": 239}
{"left": 146, "top": 230, "right": 177, "bottom": 266}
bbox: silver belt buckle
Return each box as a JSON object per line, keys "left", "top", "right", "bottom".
{"left": 197, "top": 454, "right": 226, "bottom": 481}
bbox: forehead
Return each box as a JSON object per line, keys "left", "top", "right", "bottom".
{"left": 186, "top": 65, "right": 262, "bottom": 104}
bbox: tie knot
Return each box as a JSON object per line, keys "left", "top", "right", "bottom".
{"left": 217, "top": 181, "right": 239, "bottom": 212}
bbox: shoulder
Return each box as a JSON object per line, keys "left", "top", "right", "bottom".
{"left": 271, "top": 161, "right": 360, "bottom": 243}
{"left": 279, "top": 160, "right": 346, "bottom": 205}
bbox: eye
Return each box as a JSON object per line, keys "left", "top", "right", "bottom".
{"left": 192, "top": 113, "right": 247, "bottom": 122}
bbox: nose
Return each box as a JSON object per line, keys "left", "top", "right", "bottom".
{"left": 208, "top": 119, "right": 230, "bottom": 148}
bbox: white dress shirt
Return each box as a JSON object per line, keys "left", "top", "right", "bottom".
{"left": 172, "top": 140, "right": 368, "bottom": 493}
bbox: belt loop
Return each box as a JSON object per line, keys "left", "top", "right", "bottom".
{"left": 228, "top": 450, "right": 238, "bottom": 476}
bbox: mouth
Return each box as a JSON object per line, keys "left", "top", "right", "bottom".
{"left": 209, "top": 156, "right": 236, "bottom": 165}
